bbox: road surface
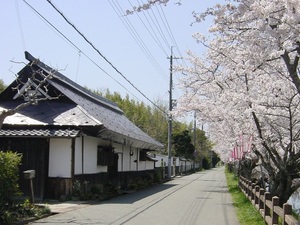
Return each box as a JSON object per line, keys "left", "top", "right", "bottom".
{"left": 31, "top": 167, "right": 240, "bottom": 225}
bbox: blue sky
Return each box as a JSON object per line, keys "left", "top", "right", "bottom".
{"left": 0, "top": 0, "right": 219, "bottom": 109}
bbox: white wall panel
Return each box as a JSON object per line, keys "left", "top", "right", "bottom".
{"left": 49, "top": 138, "right": 71, "bottom": 178}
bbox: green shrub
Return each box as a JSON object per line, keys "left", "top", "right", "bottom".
{"left": 0, "top": 210, "right": 14, "bottom": 225}
{"left": 0, "top": 151, "right": 22, "bottom": 209}
{"left": 90, "top": 184, "right": 103, "bottom": 195}
{"left": 153, "top": 169, "right": 162, "bottom": 183}
{"left": 72, "top": 180, "right": 82, "bottom": 196}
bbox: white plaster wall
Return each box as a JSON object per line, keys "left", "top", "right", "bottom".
{"left": 180, "top": 160, "right": 193, "bottom": 173}
{"left": 154, "top": 155, "right": 168, "bottom": 168}
{"left": 117, "top": 152, "right": 123, "bottom": 172}
{"left": 154, "top": 155, "right": 182, "bottom": 168}
{"left": 138, "top": 160, "right": 145, "bottom": 171}
{"left": 49, "top": 135, "right": 157, "bottom": 176}
{"left": 174, "top": 157, "right": 180, "bottom": 166}
{"left": 147, "top": 161, "right": 154, "bottom": 170}
{"left": 83, "top": 136, "right": 107, "bottom": 174}
{"left": 186, "top": 161, "right": 193, "bottom": 171}
{"left": 130, "top": 148, "right": 138, "bottom": 171}
{"left": 119, "top": 146, "right": 140, "bottom": 172}
{"left": 49, "top": 138, "right": 72, "bottom": 178}
{"left": 74, "top": 137, "right": 82, "bottom": 175}
{"left": 122, "top": 145, "right": 130, "bottom": 171}
{"left": 137, "top": 157, "right": 154, "bottom": 171}
{"left": 113, "top": 143, "right": 123, "bottom": 172}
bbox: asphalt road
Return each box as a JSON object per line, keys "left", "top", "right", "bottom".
{"left": 31, "top": 167, "right": 240, "bottom": 225}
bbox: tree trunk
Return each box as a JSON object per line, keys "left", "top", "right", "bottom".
{"left": 269, "top": 171, "right": 294, "bottom": 206}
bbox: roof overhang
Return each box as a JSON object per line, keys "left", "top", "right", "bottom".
{"left": 97, "top": 128, "right": 164, "bottom": 151}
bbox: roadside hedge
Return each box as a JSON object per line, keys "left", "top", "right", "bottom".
{"left": 0, "top": 151, "right": 22, "bottom": 208}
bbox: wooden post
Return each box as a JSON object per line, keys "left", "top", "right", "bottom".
{"left": 241, "top": 177, "right": 245, "bottom": 193}
{"left": 30, "top": 178, "right": 35, "bottom": 205}
{"left": 240, "top": 177, "right": 244, "bottom": 191}
{"left": 254, "top": 186, "right": 260, "bottom": 205}
{"left": 259, "top": 188, "right": 265, "bottom": 209}
{"left": 251, "top": 183, "right": 255, "bottom": 202}
{"left": 272, "top": 196, "right": 279, "bottom": 224}
{"left": 264, "top": 192, "right": 271, "bottom": 220}
{"left": 283, "top": 203, "right": 292, "bottom": 225}
{"left": 259, "top": 188, "right": 265, "bottom": 214}
{"left": 23, "top": 170, "right": 35, "bottom": 205}
{"left": 247, "top": 181, "right": 252, "bottom": 197}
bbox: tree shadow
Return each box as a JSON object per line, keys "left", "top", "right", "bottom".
{"left": 98, "top": 183, "right": 177, "bottom": 204}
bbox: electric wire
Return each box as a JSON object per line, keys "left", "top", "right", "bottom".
{"left": 115, "top": 1, "right": 168, "bottom": 81}
{"left": 158, "top": 4, "right": 187, "bottom": 67}
{"left": 45, "top": 0, "right": 167, "bottom": 115}
{"left": 110, "top": 0, "right": 168, "bottom": 82}
{"left": 144, "top": 1, "right": 170, "bottom": 50}
{"left": 135, "top": 0, "right": 170, "bottom": 50}
{"left": 15, "top": 0, "right": 26, "bottom": 52}
{"left": 23, "top": 1, "right": 78, "bottom": 52}
{"left": 129, "top": 0, "right": 169, "bottom": 57}
{"left": 130, "top": 0, "right": 185, "bottom": 100}
{"left": 131, "top": 0, "right": 185, "bottom": 98}
{"left": 22, "top": 0, "right": 143, "bottom": 104}
{"left": 155, "top": 4, "right": 187, "bottom": 98}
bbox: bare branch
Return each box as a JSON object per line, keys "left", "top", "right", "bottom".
{"left": 0, "top": 60, "right": 60, "bottom": 129}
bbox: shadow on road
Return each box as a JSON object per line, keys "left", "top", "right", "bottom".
{"left": 101, "top": 183, "right": 177, "bottom": 204}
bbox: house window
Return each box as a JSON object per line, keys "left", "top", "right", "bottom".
{"left": 139, "top": 150, "right": 147, "bottom": 161}
{"left": 97, "top": 146, "right": 114, "bottom": 166}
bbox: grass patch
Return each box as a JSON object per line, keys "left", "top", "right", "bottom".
{"left": 225, "top": 169, "right": 266, "bottom": 225}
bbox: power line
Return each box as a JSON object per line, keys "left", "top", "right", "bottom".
{"left": 134, "top": 0, "right": 172, "bottom": 55}
{"left": 128, "top": 0, "right": 186, "bottom": 98}
{"left": 110, "top": 0, "right": 168, "bottom": 82}
{"left": 22, "top": 0, "right": 143, "bottom": 103}
{"left": 45, "top": 0, "right": 167, "bottom": 115}
{"left": 135, "top": 0, "right": 185, "bottom": 66}
{"left": 155, "top": 4, "right": 187, "bottom": 99}
{"left": 15, "top": 0, "right": 26, "bottom": 52}
{"left": 144, "top": 1, "right": 170, "bottom": 49}
{"left": 157, "top": 4, "right": 187, "bottom": 67}
{"left": 130, "top": 1, "right": 169, "bottom": 57}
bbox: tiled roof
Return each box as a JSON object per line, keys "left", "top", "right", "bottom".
{"left": 0, "top": 102, "right": 101, "bottom": 126}
{"left": 50, "top": 81, "right": 163, "bottom": 149}
{"left": 0, "top": 128, "right": 80, "bottom": 137}
{"left": 0, "top": 52, "right": 164, "bottom": 150}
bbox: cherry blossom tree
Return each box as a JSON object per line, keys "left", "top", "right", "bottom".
{"left": 173, "top": 0, "right": 300, "bottom": 204}
{"left": 126, "top": 0, "right": 171, "bottom": 14}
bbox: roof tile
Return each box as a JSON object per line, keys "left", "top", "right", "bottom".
{"left": 0, "top": 128, "right": 80, "bottom": 137}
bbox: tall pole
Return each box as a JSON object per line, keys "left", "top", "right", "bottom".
{"left": 193, "top": 111, "right": 196, "bottom": 172}
{"left": 167, "top": 47, "right": 173, "bottom": 179}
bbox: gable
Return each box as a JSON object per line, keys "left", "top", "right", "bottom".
{"left": 12, "top": 78, "right": 50, "bottom": 102}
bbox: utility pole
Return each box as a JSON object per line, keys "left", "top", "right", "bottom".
{"left": 167, "top": 47, "right": 179, "bottom": 179}
{"left": 193, "top": 111, "right": 196, "bottom": 172}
